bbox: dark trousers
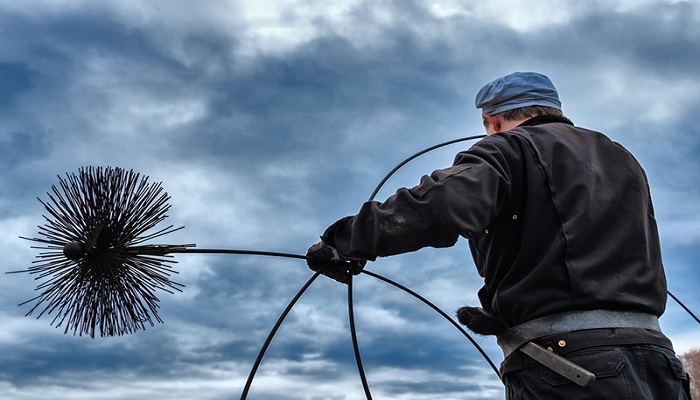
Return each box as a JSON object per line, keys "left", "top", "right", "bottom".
{"left": 503, "top": 344, "right": 691, "bottom": 400}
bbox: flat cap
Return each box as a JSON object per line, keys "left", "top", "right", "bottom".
{"left": 475, "top": 72, "right": 561, "bottom": 114}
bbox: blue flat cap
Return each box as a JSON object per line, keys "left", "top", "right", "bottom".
{"left": 475, "top": 72, "right": 561, "bottom": 114}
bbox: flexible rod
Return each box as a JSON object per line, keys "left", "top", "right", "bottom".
{"left": 362, "top": 270, "right": 502, "bottom": 379}
{"left": 347, "top": 274, "right": 373, "bottom": 399}
{"left": 668, "top": 291, "right": 700, "bottom": 325}
{"left": 368, "top": 135, "right": 486, "bottom": 201}
{"left": 164, "top": 248, "right": 308, "bottom": 260}
{"left": 239, "top": 271, "right": 322, "bottom": 399}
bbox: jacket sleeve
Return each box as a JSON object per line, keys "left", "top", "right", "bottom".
{"left": 323, "top": 139, "right": 514, "bottom": 260}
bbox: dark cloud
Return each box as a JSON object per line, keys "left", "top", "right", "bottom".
{"left": 0, "top": 62, "right": 39, "bottom": 108}
{"left": 0, "top": 131, "right": 52, "bottom": 169}
{"left": 179, "top": 33, "right": 472, "bottom": 160}
{"left": 0, "top": 332, "right": 178, "bottom": 388}
{"left": 579, "top": 3, "right": 699, "bottom": 75}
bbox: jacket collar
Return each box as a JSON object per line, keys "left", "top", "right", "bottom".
{"left": 518, "top": 115, "right": 574, "bottom": 127}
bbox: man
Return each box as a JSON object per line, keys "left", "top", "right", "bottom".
{"left": 306, "top": 72, "right": 691, "bottom": 399}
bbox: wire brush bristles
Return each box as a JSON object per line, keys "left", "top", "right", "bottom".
{"left": 12, "top": 166, "right": 194, "bottom": 338}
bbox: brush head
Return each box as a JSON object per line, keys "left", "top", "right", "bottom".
{"left": 15, "top": 166, "right": 194, "bottom": 338}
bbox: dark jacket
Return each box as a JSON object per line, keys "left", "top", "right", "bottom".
{"left": 324, "top": 116, "right": 667, "bottom": 327}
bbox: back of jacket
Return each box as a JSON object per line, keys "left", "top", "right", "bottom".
{"left": 326, "top": 116, "right": 667, "bottom": 327}
{"left": 469, "top": 117, "right": 667, "bottom": 326}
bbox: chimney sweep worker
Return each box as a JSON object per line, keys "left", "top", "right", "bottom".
{"left": 306, "top": 72, "right": 692, "bottom": 399}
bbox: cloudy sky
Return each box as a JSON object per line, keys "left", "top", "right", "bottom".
{"left": 1, "top": 0, "right": 699, "bottom": 399}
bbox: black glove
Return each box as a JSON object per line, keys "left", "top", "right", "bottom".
{"left": 306, "top": 240, "right": 366, "bottom": 284}
{"left": 456, "top": 306, "right": 508, "bottom": 336}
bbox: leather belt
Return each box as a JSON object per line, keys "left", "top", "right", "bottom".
{"left": 496, "top": 310, "right": 661, "bottom": 386}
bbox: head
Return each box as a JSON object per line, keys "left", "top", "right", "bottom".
{"left": 475, "top": 72, "right": 565, "bottom": 135}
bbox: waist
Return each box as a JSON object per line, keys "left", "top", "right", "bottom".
{"left": 500, "top": 327, "right": 674, "bottom": 376}
{"left": 497, "top": 309, "right": 661, "bottom": 358}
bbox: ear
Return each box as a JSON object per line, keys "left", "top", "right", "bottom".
{"left": 482, "top": 113, "right": 501, "bottom": 133}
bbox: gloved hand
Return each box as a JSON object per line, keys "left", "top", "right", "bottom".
{"left": 456, "top": 306, "right": 508, "bottom": 336}
{"left": 306, "top": 240, "right": 366, "bottom": 284}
